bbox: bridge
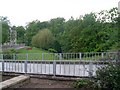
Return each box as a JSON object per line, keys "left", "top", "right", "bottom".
{"left": 0, "top": 52, "right": 118, "bottom": 77}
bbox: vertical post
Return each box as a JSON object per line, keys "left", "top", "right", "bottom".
{"left": 118, "top": 1, "right": 120, "bottom": 13}
{"left": 101, "top": 52, "right": 104, "bottom": 59}
{"left": 53, "top": 60, "right": 56, "bottom": 77}
{"left": 117, "top": 2, "right": 120, "bottom": 63}
{"left": 59, "top": 53, "right": 62, "bottom": 60}
{"left": 25, "top": 54, "right": 28, "bottom": 74}
{"left": 79, "top": 52, "right": 82, "bottom": 60}
{"left": 116, "top": 50, "right": 120, "bottom": 64}
{"left": 2, "top": 54, "right": 4, "bottom": 73}
{"left": 13, "top": 53, "right": 15, "bottom": 60}
{"left": 42, "top": 53, "right": 44, "bottom": 60}
{"left": 89, "top": 61, "right": 93, "bottom": 77}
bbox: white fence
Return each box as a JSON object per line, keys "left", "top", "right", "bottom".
{"left": 0, "top": 52, "right": 119, "bottom": 77}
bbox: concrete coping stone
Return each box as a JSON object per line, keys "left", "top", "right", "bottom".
{"left": 0, "top": 75, "right": 30, "bottom": 89}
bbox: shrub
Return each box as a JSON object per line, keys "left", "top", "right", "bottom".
{"left": 95, "top": 64, "right": 120, "bottom": 90}
{"left": 10, "top": 49, "right": 17, "bottom": 53}
{"left": 31, "top": 29, "right": 54, "bottom": 50}
{"left": 73, "top": 79, "right": 94, "bottom": 88}
{"left": 48, "top": 48, "right": 57, "bottom": 53}
{"left": 2, "top": 49, "right": 17, "bottom": 59}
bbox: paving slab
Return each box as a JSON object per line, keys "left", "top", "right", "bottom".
{"left": 0, "top": 75, "right": 30, "bottom": 89}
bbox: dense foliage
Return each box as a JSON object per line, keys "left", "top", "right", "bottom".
{"left": 96, "top": 64, "right": 120, "bottom": 89}
{"left": 27, "top": 7, "right": 119, "bottom": 52}
{"left": 1, "top": 7, "right": 119, "bottom": 52}
{"left": 12, "top": 26, "right": 25, "bottom": 44}
{"left": 31, "top": 29, "right": 54, "bottom": 50}
{"left": 0, "top": 16, "right": 10, "bottom": 44}
{"left": 73, "top": 64, "right": 120, "bottom": 89}
{"left": 73, "top": 79, "right": 94, "bottom": 88}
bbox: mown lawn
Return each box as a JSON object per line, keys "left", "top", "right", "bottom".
{"left": 15, "top": 47, "right": 59, "bottom": 60}
{"left": 17, "top": 46, "right": 49, "bottom": 53}
{"left": 3, "top": 47, "right": 109, "bottom": 61}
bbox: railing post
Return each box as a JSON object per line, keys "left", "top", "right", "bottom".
{"left": 13, "top": 53, "right": 15, "bottom": 60}
{"left": 42, "top": 53, "right": 44, "bottom": 60}
{"left": 89, "top": 61, "right": 93, "bottom": 77}
{"left": 53, "top": 60, "right": 56, "bottom": 77}
{"left": 116, "top": 50, "right": 120, "bottom": 64}
{"left": 59, "top": 53, "right": 62, "bottom": 60}
{"left": 101, "top": 52, "right": 104, "bottom": 58}
{"left": 24, "top": 54, "right": 28, "bottom": 74}
{"left": 2, "top": 54, "right": 4, "bottom": 73}
{"left": 79, "top": 52, "right": 82, "bottom": 60}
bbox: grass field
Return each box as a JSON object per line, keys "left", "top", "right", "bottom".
{"left": 15, "top": 47, "right": 57, "bottom": 60}
{"left": 2, "top": 47, "right": 114, "bottom": 61}
{"left": 17, "top": 46, "right": 49, "bottom": 53}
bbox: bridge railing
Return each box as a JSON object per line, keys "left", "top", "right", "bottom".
{"left": 0, "top": 52, "right": 118, "bottom": 61}
{"left": 0, "top": 52, "right": 119, "bottom": 77}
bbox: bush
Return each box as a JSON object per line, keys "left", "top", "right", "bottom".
{"left": 73, "top": 64, "right": 120, "bottom": 89}
{"left": 32, "top": 29, "right": 54, "bottom": 50}
{"left": 73, "top": 79, "right": 94, "bottom": 88}
{"left": 48, "top": 48, "right": 57, "bottom": 53}
{"left": 2, "top": 49, "right": 17, "bottom": 59}
{"left": 95, "top": 64, "right": 120, "bottom": 89}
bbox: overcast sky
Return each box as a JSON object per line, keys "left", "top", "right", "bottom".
{"left": 0, "top": 0, "right": 119, "bottom": 26}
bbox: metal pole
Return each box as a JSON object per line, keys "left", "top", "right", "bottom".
{"left": 101, "top": 52, "right": 104, "bottom": 59}
{"left": 53, "top": 60, "right": 56, "bottom": 77}
{"left": 118, "top": 1, "right": 120, "bottom": 13}
{"left": 59, "top": 53, "right": 62, "bottom": 60}
{"left": 25, "top": 54, "right": 28, "bottom": 74}
{"left": 13, "top": 53, "right": 15, "bottom": 60}
{"left": 79, "top": 52, "right": 82, "bottom": 60}
{"left": 89, "top": 61, "right": 93, "bottom": 77}
{"left": 2, "top": 54, "right": 4, "bottom": 73}
{"left": 117, "top": 2, "right": 120, "bottom": 63}
{"left": 42, "top": 53, "right": 44, "bottom": 60}
{"left": 116, "top": 50, "right": 120, "bottom": 64}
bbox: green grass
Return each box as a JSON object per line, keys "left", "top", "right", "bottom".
{"left": 15, "top": 47, "right": 59, "bottom": 60}
{"left": 3, "top": 47, "right": 113, "bottom": 61}
{"left": 17, "top": 46, "right": 49, "bottom": 53}
{"left": 15, "top": 53, "right": 59, "bottom": 60}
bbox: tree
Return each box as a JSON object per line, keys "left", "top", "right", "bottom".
{"left": 12, "top": 26, "right": 25, "bottom": 44}
{"left": 49, "top": 17, "right": 65, "bottom": 52}
{"left": 49, "top": 17, "right": 65, "bottom": 36}
{"left": 25, "top": 20, "right": 49, "bottom": 45}
{"left": 0, "top": 16, "right": 10, "bottom": 44}
{"left": 32, "top": 29, "right": 54, "bottom": 50}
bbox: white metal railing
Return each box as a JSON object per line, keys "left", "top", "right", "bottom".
{"left": 0, "top": 52, "right": 119, "bottom": 77}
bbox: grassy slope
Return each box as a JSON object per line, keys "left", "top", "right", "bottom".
{"left": 6, "top": 47, "right": 106, "bottom": 61}
{"left": 16, "top": 47, "right": 58, "bottom": 60}
{"left": 17, "top": 47, "right": 49, "bottom": 53}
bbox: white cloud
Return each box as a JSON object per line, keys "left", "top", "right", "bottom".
{"left": 0, "top": 0, "right": 119, "bottom": 26}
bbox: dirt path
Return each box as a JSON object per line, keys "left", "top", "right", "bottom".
{"left": 13, "top": 78, "right": 74, "bottom": 88}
